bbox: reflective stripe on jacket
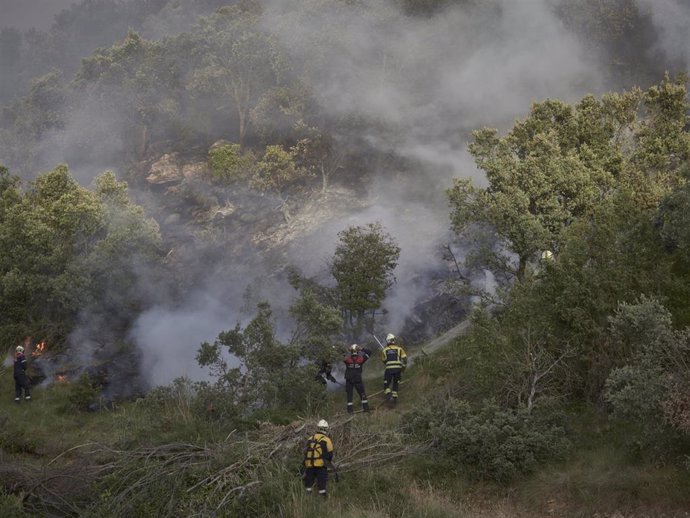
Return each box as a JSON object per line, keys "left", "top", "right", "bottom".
{"left": 344, "top": 350, "right": 371, "bottom": 382}
{"left": 381, "top": 345, "right": 407, "bottom": 371}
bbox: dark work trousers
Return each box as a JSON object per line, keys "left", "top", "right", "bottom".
{"left": 383, "top": 370, "right": 402, "bottom": 399}
{"left": 304, "top": 466, "right": 328, "bottom": 495}
{"left": 345, "top": 379, "right": 369, "bottom": 413}
{"left": 14, "top": 374, "right": 30, "bottom": 399}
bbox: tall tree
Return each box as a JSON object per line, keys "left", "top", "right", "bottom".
{"left": 188, "top": 5, "right": 288, "bottom": 147}
{"left": 75, "top": 31, "right": 181, "bottom": 159}
{"left": 448, "top": 91, "right": 640, "bottom": 281}
{"left": 330, "top": 222, "right": 400, "bottom": 339}
{"left": 0, "top": 165, "right": 162, "bottom": 348}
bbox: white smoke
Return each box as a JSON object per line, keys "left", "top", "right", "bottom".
{"left": 271, "top": 0, "right": 605, "bottom": 338}
{"left": 132, "top": 297, "right": 240, "bottom": 387}
{"left": 5, "top": 0, "right": 660, "bottom": 386}
{"left": 0, "top": 0, "right": 77, "bottom": 31}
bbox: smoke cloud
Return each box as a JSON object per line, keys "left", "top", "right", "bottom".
{"left": 5, "top": 0, "right": 681, "bottom": 387}
{"left": 0, "top": 0, "right": 77, "bottom": 31}
{"left": 269, "top": 0, "right": 604, "bottom": 341}
{"left": 636, "top": 0, "right": 690, "bottom": 68}
{"left": 109, "top": 0, "right": 610, "bottom": 385}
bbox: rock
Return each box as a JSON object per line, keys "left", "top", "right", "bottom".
{"left": 182, "top": 162, "right": 209, "bottom": 181}
{"left": 214, "top": 204, "right": 237, "bottom": 220}
{"left": 209, "top": 139, "right": 234, "bottom": 150}
{"left": 146, "top": 153, "right": 183, "bottom": 184}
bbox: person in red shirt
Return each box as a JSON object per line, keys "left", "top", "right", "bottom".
{"left": 343, "top": 344, "right": 371, "bottom": 414}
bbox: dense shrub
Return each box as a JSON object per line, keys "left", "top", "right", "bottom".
{"left": 603, "top": 298, "right": 690, "bottom": 456}
{"left": 402, "top": 397, "right": 571, "bottom": 482}
{"left": 60, "top": 373, "right": 103, "bottom": 413}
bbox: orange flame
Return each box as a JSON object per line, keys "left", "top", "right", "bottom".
{"left": 56, "top": 374, "right": 68, "bottom": 383}
{"left": 32, "top": 340, "right": 46, "bottom": 358}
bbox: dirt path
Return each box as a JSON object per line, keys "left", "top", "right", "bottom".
{"left": 408, "top": 319, "right": 471, "bottom": 366}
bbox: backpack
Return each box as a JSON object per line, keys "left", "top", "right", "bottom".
{"left": 303, "top": 433, "right": 328, "bottom": 467}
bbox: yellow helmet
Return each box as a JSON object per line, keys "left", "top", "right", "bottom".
{"left": 317, "top": 419, "right": 329, "bottom": 430}
{"left": 349, "top": 344, "right": 359, "bottom": 353}
{"left": 386, "top": 334, "right": 396, "bottom": 344}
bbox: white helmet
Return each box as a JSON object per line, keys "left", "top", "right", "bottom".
{"left": 16, "top": 345, "right": 24, "bottom": 353}
{"left": 317, "top": 419, "right": 329, "bottom": 430}
{"left": 349, "top": 343, "right": 359, "bottom": 353}
{"left": 386, "top": 333, "right": 396, "bottom": 344}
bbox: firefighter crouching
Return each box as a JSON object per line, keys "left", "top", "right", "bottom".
{"left": 315, "top": 359, "right": 337, "bottom": 386}
{"left": 344, "top": 344, "right": 371, "bottom": 414}
{"left": 381, "top": 333, "right": 407, "bottom": 406}
{"left": 303, "top": 419, "right": 335, "bottom": 497}
{"left": 14, "top": 345, "right": 31, "bottom": 403}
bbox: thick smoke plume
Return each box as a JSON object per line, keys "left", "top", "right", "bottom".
{"left": 636, "top": 0, "right": 690, "bottom": 69}
{"left": 4, "top": 0, "right": 680, "bottom": 387}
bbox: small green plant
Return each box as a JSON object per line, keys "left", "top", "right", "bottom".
{"left": 62, "top": 373, "right": 102, "bottom": 412}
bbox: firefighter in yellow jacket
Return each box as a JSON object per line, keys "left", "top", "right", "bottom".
{"left": 303, "top": 419, "right": 335, "bottom": 497}
{"left": 381, "top": 333, "right": 407, "bottom": 406}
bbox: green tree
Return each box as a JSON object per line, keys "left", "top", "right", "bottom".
{"left": 289, "top": 288, "right": 342, "bottom": 362}
{"left": 330, "top": 222, "right": 400, "bottom": 339}
{"left": 604, "top": 298, "right": 690, "bottom": 455}
{"left": 188, "top": 6, "right": 288, "bottom": 147}
{"left": 75, "top": 31, "right": 182, "bottom": 159}
{"left": 197, "top": 301, "right": 322, "bottom": 418}
{"left": 252, "top": 144, "right": 310, "bottom": 221}
{"left": 0, "top": 165, "right": 162, "bottom": 349}
{"left": 250, "top": 84, "right": 315, "bottom": 145}
{"left": 82, "top": 171, "right": 163, "bottom": 318}
{"left": 292, "top": 124, "right": 345, "bottom": 194}
{"left": 0, "top": 165, "right": 104, "bottom": 344}
{"left": 448, "top": 92, "right": 640, "bottom": 281}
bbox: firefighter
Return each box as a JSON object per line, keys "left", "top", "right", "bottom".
{"left": 303, "top": 419, "right": 335, "bottom": 497}
{"left": 13, "top": 345, "right": 31, "bottom": 403}
{"left": 381, "top": 333, "right": 407, "bottom": 406}
{"left": 343, "top": 343, "right": 371, "bottom": 414}
{"left": 315, "top": 359, "right": 337, "bottom": 386}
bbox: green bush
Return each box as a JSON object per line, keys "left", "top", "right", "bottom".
{"left": 0, "top": 488, "right": 30, "bottom": 517}
{"left": 208, "top": 143, "right": 254, "bottom": 183}
{"left": 603, "top": 298, "right": 690, "bottom": 457}
{"left": 402, "top": 397, "right": 571, "bottom": 482}
{"left": 60, "top": 373, "right": 102, "bottom": 413}
{"left": 0, "top": 414, "right": 41, "bottom": 454}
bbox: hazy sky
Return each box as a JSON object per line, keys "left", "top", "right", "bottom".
{"left": 0, "top": 0, "right": 77, "bottom": 30}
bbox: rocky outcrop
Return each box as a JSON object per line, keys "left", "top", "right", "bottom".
{"left": 146, "top": 153, "right": 184, "bottom": 184}
{"left": 146, "top": 153, "right": 209, "bottom": 185}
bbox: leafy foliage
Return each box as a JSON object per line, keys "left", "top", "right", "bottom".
{"left": 403, "top": 397, "right": 571, "bottom": 482}
{"left": 448, "top": 91, "right": 640, "bottom": 281}
{"left": 0, "top": 165, "right": 162, "bottom": 349}
{"left": 604, "top": 298, "right": 690, "bottom": 455}
{"left": 196, "top": 301, "right": 326, "bottom": 421}
{"left": 330, "top": 222, "right": 400, "bottom": 339}
{"left": 208, "top": 142, "right": 255, "bottom": 183}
